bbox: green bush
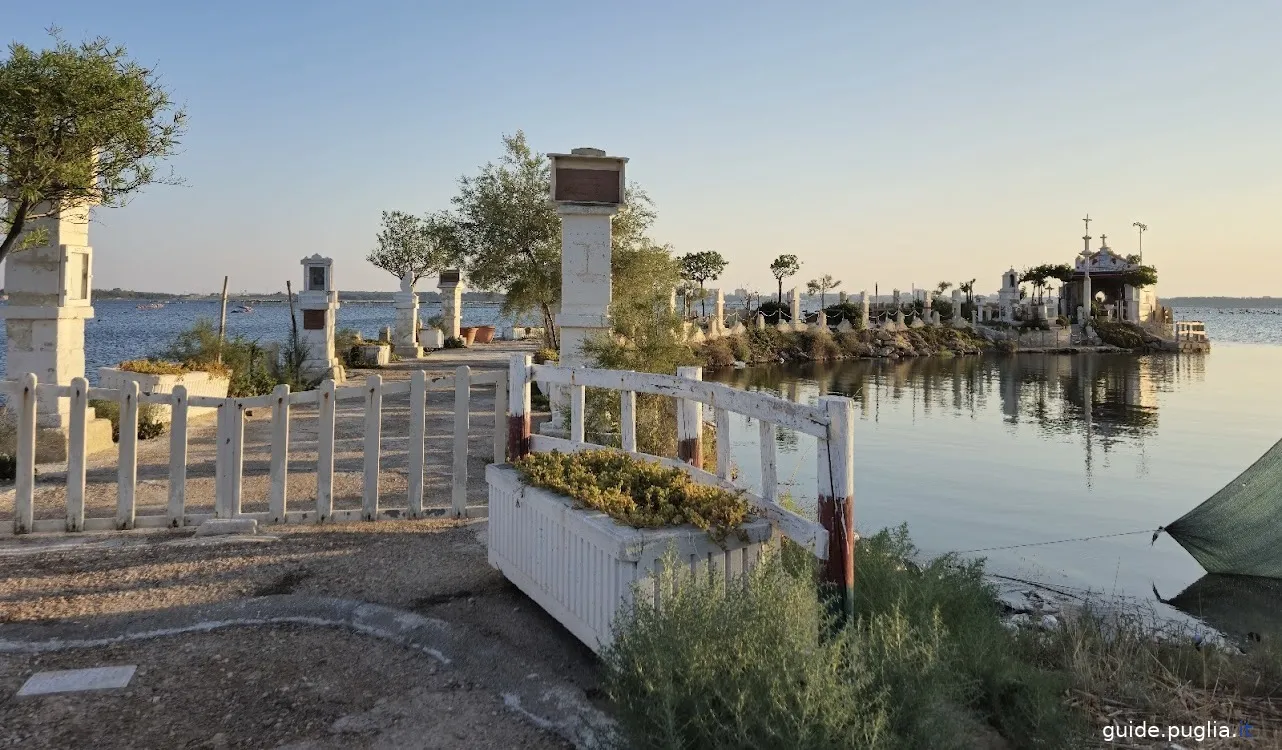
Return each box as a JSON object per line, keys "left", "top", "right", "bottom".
{"left": 89, "top": 399, "right": 167, "bottom": 443}
{"left": 1092, "top": 320, "right": 1147, "bottom": 349}
{"left": 603, "top": 527, "right": 1081, "bottom": 749}
{"left": 0, "top": 452, "right": 15, "bottom": 482}
{"left": 443, "top": 336, "right": 466, "bottom": 349}
{"left": 335, "top": 327, "right": 363, "bottom": 369}
{"left": 533, "top": 347, "right": 559, "bottom": 364}
{"left": 514, "top": 449, "right": 748, "bottom": 541}
{"left": 157, "top": 318, "right": 320, "bottom": 396}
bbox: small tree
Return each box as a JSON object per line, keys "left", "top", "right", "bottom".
{"left": 935, "top": 281, "right": 953, "bottom": 296}
{"left": 679, "top": 250, "right": 727, "bottom": 317}
{"left": 806, "top": 274, "right": 842, "bottom": 313}
{"left": 0, "top": 30, "right": 187, "bottom": 264}
{"left": 769, "top": 254, "right": 801, "bottom": 304}
{"left": 366, "top": 210, "right": 454, "bottom": 287}
{"left": 959, "top": 278, "right": 976, "bottom": 303}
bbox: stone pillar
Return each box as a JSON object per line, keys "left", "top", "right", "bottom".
{"left": 951, "top": 289, "right": 962, "bottom": 316}
{"left": 546, "top": 147, "right": 628, "bottom": 432}
{"left": 668, "top": 288, "right": 678, "bottom": 315}
{"left": 1080, "top": 274, "right": 1092, "bottom": 323}
{"left": 298, "top": 255, "right": 345, "bottom": 383}
{"left": 892, "top": 289, "right": 901, "bottom": 308}
{"left": 923, "top": 293, "right": 932, "bottom": 314}
{"left": 859, "top": 291, "right": 870, "bottom": 328}
{"left": 712, "top": 288, "right": 725, "bottom": 332}
{"left": 839, "top": 290, "right": 848, "bottom": 305}
{"left": 754, "top": 312, "right": 766, "bottom": 330}
{"left": 392, "top": 270, "right": 422, "bottom": 359}
{"left": 1, "top": 199, "right": 113, "bottom": 460}
{"left": 437, "top": 270, "right": 464, "bottom": 339}
{"left": 789, "top": 287, "right": 801, "bottom": 323}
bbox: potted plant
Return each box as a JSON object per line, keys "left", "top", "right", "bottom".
{"left": 474, "top": 325, "right": 496, "bottom": 344}
{"left": 98, "top": 359, "right": 232, "bottom": 424}
{"left": 459, "top": 326, "right": 478, "bottom": 346}
{"left": 486, "top": 450, "right": 772, "bottom": 653}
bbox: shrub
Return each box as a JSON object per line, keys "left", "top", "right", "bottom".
{"left": 89, "top": 399, "right": 167, "bottom": 442}
{"left": 798, "top": 327, "right": 840, "bottom": 360}
{"left": 699, "top": 337, "right": 736, "bottom": 368}
{"left": 0, "top": 452, "right": 14, "bottom": 482}
{"left": 603, "top": 528, "right": 1081, "bottom": 750}
{"left": 513, "top": 449, "right": 748, "bottom": 542}
{"left": 443, "top": 336, "right": 466, "bottom": 349}
{"left": 754, "top": 300, "right": 790, "bottom": 323}
{"left": 1092, "top": 320, "right": 1146, "bottom": 349}
{"left": 533, "top": 347, "right": 559, "bottom": 364}
{"left": 335, "top": 327, "right": 363, "bottom": 369}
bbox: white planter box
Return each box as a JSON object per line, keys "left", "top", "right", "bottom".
{"left": 356, "top": 343, "right": 390, "bottom": 366}
{"left": 419, "top": 327, "right": 445, "bottom": 349}
{"left": 98, "top": 367, "right": 231, "bottom": 424}
{"left": 486, "top": 464, "right": 773, "bottom": 654}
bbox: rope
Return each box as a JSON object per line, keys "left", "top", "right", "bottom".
{"left": 950, "top": 528, "right": 1157, "bottom": 555}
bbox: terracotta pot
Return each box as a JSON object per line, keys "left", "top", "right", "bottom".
{"left": 459, "top": 327, "right": 478, "bottom": 346}
{"left": 474, "top": 325, "right": 496, "bottom": 344}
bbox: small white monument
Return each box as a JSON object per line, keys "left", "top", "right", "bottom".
{"left": 547, "top": 146, "right": 628, "bottom": 428}
{"left": 437, "top": 269, "right": 465, "bottom": 340}
{"left": 298, "top": 255, "right": 345, "bottom": 383}
{"left": 998, "top": 269, "right": 1019, "bottom": 322}
{"left": 711, "top": 288, "right": 725, "bottom": 335}
{"left": 392, "top": 269, "right": 422, "bottom": 359}
{"left": 1, "top": 199, "right": 113, "bottom": 460}
{"left": 859, "top": 291, "right": 870, "bottom": 329}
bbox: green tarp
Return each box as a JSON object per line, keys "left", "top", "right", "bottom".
{"left": 1163, "top": 436, "right": 1282, "bottom": 579}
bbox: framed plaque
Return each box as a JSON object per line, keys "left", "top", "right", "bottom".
{"left": 553, "top": 168, "right": 622, "bottom": 204}
{"left": 302, "top": 309, "right": 326, "bottom": 330}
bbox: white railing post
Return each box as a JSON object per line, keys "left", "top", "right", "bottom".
{"left": 67, "top": 377, "right": 89, "bottom": 532}
{"left": 570, "top": 379, "right": 586, "bottom": 444}
{"left": 117, "top": 380, "right": 140, "bottom": 530}
{"left": 620, "top": 390, "right": 637, "bottom": 453}
{"left": 269, "top": 384, "right": 290, "bottom": 523}
{"left": 214, "top": 400, "right": 231, "bottom": 518}
{"left": 676, "top": 366, "right": 703, "bottom": 468}
{"left": 493, "top": 371, "right": 508, "bottom": 463}
{"left": 817, "top": 395, "right": 856, "bottom": 624}
{"left": 507, "top": 355, "right": 532, "bottom": 461}
{"left": 759, "top": 420, "right": 777, "bottom": 502}
{"left": 168, "top": 385, "right": 189, "bottom": 527}
{"left": 408, "top": 370, "right": 427, "bottom": 518}
{"left": 715, "top": 407, "right": 732, "bottom": 480}
{"left": 230, "top": 400, "right": 246, "bottom": 517}
{"left": 13, "top": 373, "right": 37, "bottom": 535}
{"left": 362, "top": 374, "right": 382, "bottom": 521}
{"left": 452, "top": 366, "right": 470, "bottom": 517}
{"left": 316, "top": 379, "right": 336, "bottom": 522}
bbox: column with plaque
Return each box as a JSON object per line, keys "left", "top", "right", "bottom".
{"left": 298, "top": 255, "right": 345, "bottom": 383}
{"left": 546, "top": 147, "right": 628, "bottom": 430}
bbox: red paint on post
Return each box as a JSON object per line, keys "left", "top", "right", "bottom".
{"left": 508, "top": 413, "right": 530, "bottom": 462}
{"left": 677, "top": 437, "right": 702, "bottom": 469}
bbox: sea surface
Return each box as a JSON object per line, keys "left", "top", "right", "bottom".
{"left": 0, "top": 299, "right": 539, "bottom": 383}
{"left": 704, "top": 307, "right": 1282, "bottom": 632}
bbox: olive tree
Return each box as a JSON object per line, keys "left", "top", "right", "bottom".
{"left": 0, "top": 30, "right": 186, "bottom": 264}
{"left": 769, "top": 254, "right": 801, "bottom": 304}
{"left": 679, "top": 250, "right": 727, "bottom": 316}
{"left": 367, "top": 210, "right": 455, "bottom": 286}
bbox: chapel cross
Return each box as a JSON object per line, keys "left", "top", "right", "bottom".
{"left": 1082, "top": 214, "right": 1091, "bottom": 235}
{"left": 1100, "top": 233, "right": 1107, "bottom": 247}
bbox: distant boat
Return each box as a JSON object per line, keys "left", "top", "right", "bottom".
{"left": 137, "top": 302, "right": 166, "bottom": 310}
{"left": 231, "top": 305, "right": 253, "bottom": 314}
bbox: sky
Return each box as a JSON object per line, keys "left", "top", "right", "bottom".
{"left": 5, "top": 1, "right": 1281, "bottom": 297}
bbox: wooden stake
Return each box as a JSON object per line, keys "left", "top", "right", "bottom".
{"left": 217, "top": 275, "right": 229, "bottom": 364}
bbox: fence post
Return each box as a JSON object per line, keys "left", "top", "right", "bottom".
{"left": 13, "top": 373, "right": 37, "bottom": 535}
{"left": 507, "top": 354, "right": 532, "bottom": 461}
{"left": 316, "top": 379, "right": 336, "bottom": 522}
{"left": 362, "top": 374, "right": 383, "bottom": 521}
{"left": 167, "top": 385, "right": 189, "bottom": 528}
{"left": 569, "top": 379, "right": 586, "bottom": 444}
{"left": 214, "top": 400, "right": 231, "bottom": 518}
{"left": 714, "top": 407, "right": 732, "bottom": 480}
{"left": 620, "top": 391, "right": 637, "bottom": 453}
{"left": 817, "top": 395, "right": 856, "bottom": 624}
{"left": 493, "top": 371, "right": 508, "bottom": 463}
{"left": 269, "top": 384, "right": 290, "bottom": 524}
{"left": 408, "top": 371, "right": 427, "bottom": 518}
{"left": 452, "top": 366, "right": 470, "bottom": 517}
{"left": 230, "top": 400, "right": 246, "bottom": 517}
{"left": 67, "top": 377, "right": 89, "bottom": 532}
{"left": 676, "top": 366, "right": 703, "bottom": 468}
{"left": 117, "top": 380, "right": 140, "bottom": 530}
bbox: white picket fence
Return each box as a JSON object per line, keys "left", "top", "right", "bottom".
{"left": 2, "top": 367, "right": 507, "bottom": 535}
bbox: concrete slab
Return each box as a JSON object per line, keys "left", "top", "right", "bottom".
{"left": 17, "top": 665, "right": 136, "bottom": 696}
{"left": 195, "top": 519, "right": 258, "bottom": 537}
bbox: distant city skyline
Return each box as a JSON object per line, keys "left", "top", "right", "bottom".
{"left": 4, "top": 1, "right": 1280, "bottom": 297}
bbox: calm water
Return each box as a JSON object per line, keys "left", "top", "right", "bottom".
{"left": 705, "top": 309, "right": 1282, "bottom": 630}
{"left": 0, "top": 299, "right": 538, "bottom": 384}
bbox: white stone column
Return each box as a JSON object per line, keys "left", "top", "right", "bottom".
{"left": 437, "top": 270, "right": 464, "bottom": 340}
{"left": 0, "top": 200, "right": 113, "bottom": 460}
{"left": 299, "top": 255, "right": 345, "bottom": 383}
{"left": 951, "top": 289, "right": 962, "bottom": 315}
{"left": 859, "top": 291, "right": 870, "bottom": 328}
{"left": 1080, "top": 274, "right": 1092, "bottom": 323}
{"left": 789, "top": 287, "right": 801, "bottom": 323}
{"left": 392, "top": 270, "right": 422, "bottom": 358}
{"left": 712, "top": 288, "right": 725, "bottom": 333}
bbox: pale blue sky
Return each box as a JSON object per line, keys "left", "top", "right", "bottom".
{"left": 6, "top": 1, "right": 1281, "bottom": 296}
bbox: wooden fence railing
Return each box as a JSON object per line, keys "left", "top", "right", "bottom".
{"left": 505, "top": 354, "right": 858, "bottom": 617}
{"left": 2, "top": 368, "right": 506, "bottom": 535}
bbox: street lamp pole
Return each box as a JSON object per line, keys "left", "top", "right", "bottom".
{"left": 1133, "top": 221, "right": 1148, "bottom": 262}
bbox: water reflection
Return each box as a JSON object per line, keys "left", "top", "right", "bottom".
{"left": 711, "top": 354, "right": 1208, "bottom": 486}
{"left": 1156, "top": 575, "right": 1282, "bottom": 639}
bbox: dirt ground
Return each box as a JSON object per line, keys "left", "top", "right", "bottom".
{"left": 0, "top": 342, "right": 609, "bottom": 749}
